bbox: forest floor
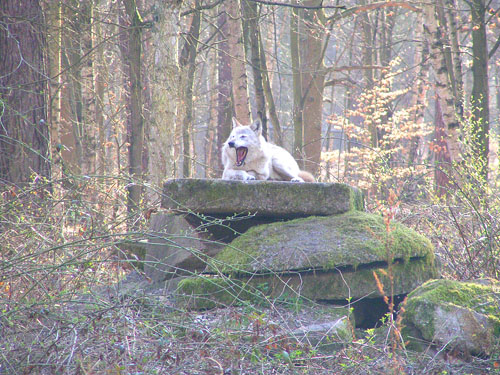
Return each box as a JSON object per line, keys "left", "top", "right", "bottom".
{"left": 1, "top": 266, "right": 498, "bottom": 375}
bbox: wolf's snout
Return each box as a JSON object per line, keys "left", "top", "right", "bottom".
{"left": 228, "top": 141, "right": 235, "bottom": 148}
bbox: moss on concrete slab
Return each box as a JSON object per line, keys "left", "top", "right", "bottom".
{"left": 213, "top": 211, "right": 434, "bottom": 275}
{"left": 161, "top": 179, "right": 364, "bottom": 217}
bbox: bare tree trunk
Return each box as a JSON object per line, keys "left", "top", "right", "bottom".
{"left": 46, "top": 0, "right": 62, "bottom": 177}
{"left": 179, "top": 1, "right": 201, "bottom": 178}
{"left": 92, "top": 0, "right": 107, "bottom": 175}
{"left": 434, "top": 99, "right": 452, "bottom": 196}
{"left": 216, "top": 10, "right": 233, "bottom": 176}
{"left": 122, "top": 0, "right": 144, "bottom": 227}
{"left": 469, "top": 0, "right": 489, "bottom": 180}
{"left": 227, "top": 0, "right": 251, "bottom": 124}
{"left": 259, "top": 32, "right": 283, "bottom": 146}
{"left": 300, "top": 0, "right": 325, "bottom": 175}
{"left": 242, "top": 0, "right": 267, "bottom": 137}
{"left": 206, "top": 39, "right": 218, "bottom": 178}
{"left": 423, "top": 1, "right": 460, "bottom": 165}
{"left": 359, "top": 0, "right": 376, "bottom": 147}
{"left": 148, "top": 1, "right": 180, "bottom": 185}
{"left": 290, "top": 3, "right": 303, "bottom": 161}
{"left": 409, "top": 13, "right": 430, "bottom": 165}
{"left": 0, "top": 0, "right": 51, "bottom": 185}
{"left": 445, "top": 0, "right": 464, "bottom": 119}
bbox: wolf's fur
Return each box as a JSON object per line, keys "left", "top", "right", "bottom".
{"left": 221, "top": 118, "right": 315, "bottom": 182}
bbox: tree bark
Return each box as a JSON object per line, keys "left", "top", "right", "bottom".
{"left": 179, "top": 1, "right": 201, "bottom": 177}
{"left": 148, "top": 1, "right": 181, "bottom": 184}
{"left": 300, "top": 0, "right": 325, "bottom": 175}
{"left": 242, "top": 0, "right": 267, "bottom": 137}
{"left": 409, "top": 12, "right": 430, "bottom": 165}
{"left": 0, "top": 0, "right": 51, "bottom": 185}
{"left": 216, "top": 10, "right": 233, "bottom": 176}
{"left": 122, "top": 0, "right": 144, "bottom": 227}
{"left": 423, "top": 1, "right": 461, "bottom": 166}
{"left": 227, "top": 0, "right": 251, "bottom": 124}
{"left": 290, "top": 2, "right": 303, "bottom": 161}
{"left": 469, "top": 0, "right": 489, "bottom": 180}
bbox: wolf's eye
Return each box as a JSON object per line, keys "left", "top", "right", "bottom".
{"left": 240, "top": 135, "right": 247, "bottom": 139}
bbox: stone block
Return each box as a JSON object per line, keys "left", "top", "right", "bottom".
{"left": 144, "top": 212, "right": 224, "bottom": 282}
{"left": 161, "top": 178, "right": 364, "bottom": 217}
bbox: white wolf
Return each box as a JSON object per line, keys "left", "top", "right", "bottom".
{"left": 221, "top": 117, "right": 315, "bottom": 182}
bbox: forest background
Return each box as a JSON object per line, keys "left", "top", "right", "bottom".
{"left": 1, "top": 0, "right": 500, "bottom": 373}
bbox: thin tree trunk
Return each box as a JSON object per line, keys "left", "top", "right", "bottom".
{"left": 227, "top": 0, "right": 251, "bottom": 124}
{"left": 123, "top": 0, "right": 144, "bottom": 227}
{"left": 243, "top": 0, "right": 267, "bottom": 137}
{"left": 470, "top": 0, "right": 489, "bottom": 180}
{"left": 179, "top": 1, "right": 201, "bottom": 177}
{"left": 93, "top": 0, "right": 106, "bottom": 175}
{"left": 409, "top": 12, "right": 430, "bottom": 165}
{"left": 216, "top": 10, "right": 233, "bottom": 176}
{"left": 259, "top": 29, "right": 283, "bottom": 146}
{"left": 423, "top": 1, "right": 460, "bottom": 165}
{"left": 434, "top": 99, "right": 451, "bottom": 196}
{"left": 446, "top": 0, "right": 464, "bottom": 120}
{"left": 290, "top": 2, "right": 303, "bottom": 161}
{"left": 47, "top": 0, "right": 62, "bottom": 176}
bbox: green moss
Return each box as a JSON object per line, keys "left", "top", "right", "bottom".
{"left": 404, "top": 278, "right": 500, "bottom": 340}
{"left": 176, "top": 275, "right": 264, "bottom": 310}
{"left": 213, "top": 211, "right": 434, "bottom": 275}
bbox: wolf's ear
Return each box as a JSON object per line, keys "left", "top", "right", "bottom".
{"left": 250, "top": 118, "right": 262, "bottom": 135}
{"left": 232, "top": 117, "right": 242, "bottom": 129}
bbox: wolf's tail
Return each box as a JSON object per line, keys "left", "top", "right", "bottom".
{"left": 298, "top": 170, "right": 315, "bottom": 182}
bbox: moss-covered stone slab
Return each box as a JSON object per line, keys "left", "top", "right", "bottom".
{"left": 161, "top": 179, "right": 364, "bottom": 217}
{"left": 176, "top": 259, "right": 436, "bottom": 309}
{"left": 242, "top": 258, "right": 437, "bottom": 301}
{"left": 403, "top": 278, "right": 500, "bottom": 356}
{"left": 213, "top": 211, "right": 435, "bottom": 274}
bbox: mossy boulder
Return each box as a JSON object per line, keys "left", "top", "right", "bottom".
{"left": 403, "top": 278, "right": 500, "bottom": 356}
{"left": 161, "top": 179, "right": 364, "bottom": 217}
{"left": 213, "top": 211, "right": 434, "bottom": 274}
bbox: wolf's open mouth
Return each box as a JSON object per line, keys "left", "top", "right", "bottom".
{"left": 235, "top": 147, "right": 248, "bottom": 166}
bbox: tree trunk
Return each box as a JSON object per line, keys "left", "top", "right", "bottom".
{"left": 0, "top": 0, "right": 51, "bottom": 185}
{"left": 242, "top": 0, "right": 267, "bottom": 137}
{"left": 300, "top": 0, "right": 325, "bottom": 175}
{"left": 46, "top": 0, "right": 63, "bottom": 177}
{"left": 122, "top": 0, "right": 144, "bottom": 227}
{"left": 423, "top": 1, "right": 460, "bottom": 166}
{"left": 216, "top": 10, "right": 233, "bottom": 176}
{"left": 179, "top": 1, "right": 201, "bottom": 178}
{"left": 409, "top": 12, "right": 430, "bottom": 165}
{"left": 92, "top": 0, "right": 107, "bottom": 175}
{"left": 290, "top": 2, "right": 303, "bottom": 161}
{"left": 259, "top": 32, "right": 283, "bottom": 146}
{"left": 434, "top": 99, "right": 451, "bottom": 197}
{"left": 148, "top": 1, "right": 181, "bottom": 185}
{"left": 227, "top": 0, "right": 251, "bottom": 124}
{"left": 469, "top": 0, "right": 489, "bottom": 180}
{"left": 445, "top": 0, "right": 464, "bottom": 120}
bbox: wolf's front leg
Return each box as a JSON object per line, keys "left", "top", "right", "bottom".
{"left": 222, "top": 169, "right": 256, "bottom": 181}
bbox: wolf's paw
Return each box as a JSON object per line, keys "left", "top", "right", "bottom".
{"left": 291, "top": 177, "right": 305, "bottom": 182}
{"left": 244, "top": 174, "right": 256, "bottom": 181}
